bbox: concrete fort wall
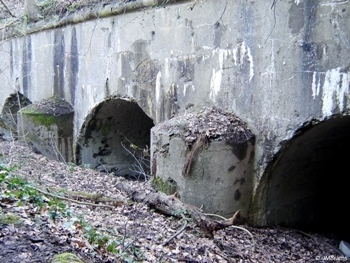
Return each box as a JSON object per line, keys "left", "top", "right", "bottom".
{"left": 0, "top": 0, "right": 350, "bottom": 229}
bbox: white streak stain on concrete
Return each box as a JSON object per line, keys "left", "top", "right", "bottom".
{"left": 156, "top": 71, "right": 162, "bottom": 103}
{"left": 232, "top": 41, "right": 254, "bottom": 82}
{"left": 164, "top": 58, "right": 172, "bottom": 81}
{"left": 183, "top": 83, "right": 188, "bottom": 96}
{"left": 322, "top": 67, "right": 349, "bottom": 116}
{"left": 183, "top": 83, "right": 195, "bottom": 96}
{"left": 209, "top": 68, "right": 222, "bottom": 100}
{"left": 83, "top": 84, "right": 97, "bottom": 105}
{"left": 233, "top": 47, "right": 238, "bottom": 66}
{"left": 209, "top": 42, "right": 254, "bottom": 100}
{"left": 218, "top": 49, "right": 228, "bottom": 70}
{"left": 295, "top": 0, "right": 303, "bottom": 5}
{"left": 311, "top": 72, "right": 321, "bottom": 99}
{"left": 245, "top": 44, "right": 255, "bottom": 82}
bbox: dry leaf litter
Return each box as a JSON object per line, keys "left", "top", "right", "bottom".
{"left": 0, "top": 139, "right": 347, "bottom": 262}
{"left": 156, "top": 106, "right": 254, "bottom": 147}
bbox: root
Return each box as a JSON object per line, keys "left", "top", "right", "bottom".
{"left": 182, "top": 135, "right": 207, "bottom": 176}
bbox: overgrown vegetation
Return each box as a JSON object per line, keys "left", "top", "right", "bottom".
{"left": 0, "top": 162, "right": 140, "bottom": 261}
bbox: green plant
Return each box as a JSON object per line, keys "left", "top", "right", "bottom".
{"left": 35, "top": 0, "right": 55, "bottom": 18}
{"left": 127, "top": 246, "right": 145, "bottom": 261}
{"left": 171, "top": 209, "right": 187, "bottom": 217}
{"left": 48, "top": 197, "right": 72, "bottom": 220}
{"left": 75, "top": 217, "right": 120, "bottom": 254}
{"left": 0, "top": 168, "right": 8, "bottom": 183}
{"left": 35, "top": 0, "right": 54, "bottom": 8}
{"left": 107, "top": 241, "right": 119, "bottom": 253}
{"left": 0, "top": 213, "right": 23, "bottom": 225}
{"left": 22, "top": 15, "right": 29, "bottom": 24}
{"left": 0, "top": 165, "right": 72, "bottom": 220}
{"left": 0, "top": 164, "right": 129, "bottom": 259}
{"left": 68, "top": 3, "right": 81, "bottom": 12}
{"left": 67, "top": 162, "right": 76, "bottom": 172}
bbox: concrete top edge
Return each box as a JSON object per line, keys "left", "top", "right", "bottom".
{"left": 0, "top": 0, "right": 192, "bottom": 40}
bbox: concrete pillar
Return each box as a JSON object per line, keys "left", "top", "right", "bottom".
{"left": 151, "top": 107, "right": 255, "bottom": 218}
{"left": 17, "top": 95, "right": 74, "bottom": 162}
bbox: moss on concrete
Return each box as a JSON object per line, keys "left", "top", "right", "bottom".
{"left": 18, "top": 95, "right": 73, "bottom": 128}
{"left": 51, "top": 253, "right": 84, "bottom": 263}
{"left": 152, "top": 176, "right": 177, "bottom": 195}
{"left": 27, "top": 113, "right": 56, "bottom": 127}
{"left": 100, "top": 122, "right": 113, "bottom": 136}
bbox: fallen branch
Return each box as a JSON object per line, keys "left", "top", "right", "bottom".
{"left": 31, "top": 186, "right": 120, "bottom": 209}
{"left": 46, "top": 187, "right": 130, "bottom": 205}
{"left": 162, "top": 214, "right": 188, "bottom": 246}
{"left": 115, "top": 181, "right": 240, "bottom": 239}
{"left": 206, "top": 213, "right": 256, "bottom": 253}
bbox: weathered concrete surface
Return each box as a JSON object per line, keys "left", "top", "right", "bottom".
{"left": 151, "top": 106, "right": 255, "bottom": 218}
{"left": 152, "top": 137, "right": 255, "bottom": 218}
{"left": 18, "top": 96, "right": 74, "bottom": 162}
{"left": 0, "top": 0, "right": 349, "bottom": 229}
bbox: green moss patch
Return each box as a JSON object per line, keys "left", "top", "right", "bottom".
{"left": 18, "top": 95, "right": 74, "bottom": 128}
{"left": 0, "top": 213, "right": 23, "bottom": 225}
{"left": 152, "top": 177, "right": 177, "bottom": 195}
{"left": 51, "top": 252, "right": 84, "bottom": 263}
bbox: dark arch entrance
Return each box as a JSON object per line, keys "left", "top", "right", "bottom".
{"left": 1, "top": 92, "right": 32, "bottom": 138}
{"left": 75, "top": 96, "right": 154, "bottom": 179}
{"left": 254, "top": 116, "right": 350, "bottom": 241}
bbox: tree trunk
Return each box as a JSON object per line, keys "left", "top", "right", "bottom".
{"left": 25, "top": 0, "right": 41, "bottom": 21}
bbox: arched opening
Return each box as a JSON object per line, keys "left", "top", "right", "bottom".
{"left": 75, "top": 96, "right": 154, "bottom": 179}
{"left": 255, "top": 116, "right": 350, "bottom": 241}
{"left": 1, "top": 92, "right": 32, "bottom": 139}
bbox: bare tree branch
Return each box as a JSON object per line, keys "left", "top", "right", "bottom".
{"left": 0, "top": 0, "right": 15, "bottom": 17}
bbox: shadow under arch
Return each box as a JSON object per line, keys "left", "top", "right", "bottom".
{"left": 1, "top": 92, "right": 32, "bottom": 138}
{"left": 252, "top": 115, "right": 350, "bottom": 241}
{"left": 75, "top": 95, "right": 154, "bottom": 179}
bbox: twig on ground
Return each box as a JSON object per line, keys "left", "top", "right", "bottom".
{"left": 205, "top": 212, "right": 256, "bottom": 253}
{"left": 204, "top": 213, "right": 227, "bottom": 221}
{"left": 31, "top": 186, "right": 118, "bottom": 209}
{"left": 163, "top": 214, "right": 188, "bottom": 246}
{"left": 230, "top": 225, "right": 256, "bottom": 253}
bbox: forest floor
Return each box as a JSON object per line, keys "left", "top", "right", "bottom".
{"left": 0, "top": 139, "right": 347, "bottom": 263}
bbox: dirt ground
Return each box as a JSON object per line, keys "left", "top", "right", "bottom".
{"left": 0, "top": 139, "right": 348, "bottom": 263}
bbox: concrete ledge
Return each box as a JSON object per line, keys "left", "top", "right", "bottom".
{"left": 0, "top": 0, "right": 192, "bottom": 39}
